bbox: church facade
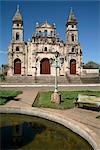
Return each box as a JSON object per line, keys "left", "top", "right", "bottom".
{"left": 8, "top": 6, "right": 83, "bottom": 77}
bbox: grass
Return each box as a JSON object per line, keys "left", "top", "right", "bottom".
{"left": 0, "top": 90, "right": 22, "bottom": 105}
{"left": 33, "top": 90, "right": 100, "bottom": 109}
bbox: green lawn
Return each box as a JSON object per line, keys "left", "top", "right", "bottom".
{"left": 0, "top": 90, "right": 22, "bottom": 105}
{"left": 33, "top": 91, "right": 100, "bottom": 109}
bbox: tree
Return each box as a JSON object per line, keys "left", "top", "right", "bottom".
{"left": 83, "top": 61, "right": 100, "bottom": 69}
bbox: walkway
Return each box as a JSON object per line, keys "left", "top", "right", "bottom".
{"left": 0, "top": 83, "right": 100, "bottom": 88}
{"left": 2, "top": 89, "right": 38, "bottom": 107}
{"left": 0, "top": 84, "right": 100, "bottom": 92}
{"left": 42, "top": 108, "right": 100, "bottom": 137}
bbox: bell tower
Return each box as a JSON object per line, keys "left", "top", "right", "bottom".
{"left": 65, "top": 8, "right": 82, "bottom": 75}
{"left": 12, "top": 5, "right": 24, "bottom": 42}
{"left": 66, "top": 7, "right": 78, "bottom": 44}
{"left": 8, "top": 5, "right": 26, "bottom": 76}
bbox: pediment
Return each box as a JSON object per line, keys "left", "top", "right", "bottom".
{"left": 40, "top": 21, "right": 53, "bottom": 28}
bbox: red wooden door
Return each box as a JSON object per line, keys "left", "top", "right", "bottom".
{"left": 70, "top": 59, "right": 76, "bottom": 74}
{"left": 40, "top": 58, "right": 50, "bottom": 74}
{"left": 14, "top": 59, "right": 21, "bottom": 74}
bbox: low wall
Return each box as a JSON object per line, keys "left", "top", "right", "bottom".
{"left": 83, "top": 69, "right": 99, "bottom": 75}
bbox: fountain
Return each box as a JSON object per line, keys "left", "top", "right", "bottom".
{"left": 0, "top": 113, "right": 93, "bottom": 150}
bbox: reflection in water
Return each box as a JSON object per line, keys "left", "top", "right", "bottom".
{"left": 0, "top": 114, "right": 93, "bottom": 150}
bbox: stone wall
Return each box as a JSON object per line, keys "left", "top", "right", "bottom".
{"left": 82, "top": 69, "right": 99, "bottom": 76}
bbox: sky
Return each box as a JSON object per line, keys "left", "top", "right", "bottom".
{"left": 0, "top": 0, "right": 100, "bottom": 67}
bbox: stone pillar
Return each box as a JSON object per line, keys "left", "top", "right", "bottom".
{"left": 51, "top": 92, "right": 61, "bottom": 104}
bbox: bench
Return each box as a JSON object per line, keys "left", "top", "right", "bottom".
{"left": 75, "top": 95, "right": 100, "bottom": 111}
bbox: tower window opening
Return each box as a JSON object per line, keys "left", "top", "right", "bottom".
{"left": 72, "top": 47, "right": 74, "bottom": 52}
{"left": 44, "top": 47, "right": 47, "bottom": 51}
{"left": 51, "top": 31, "right": 53, "bottom": 37}
{"left": 16, "top": 47, "right": 19, "bottom": 51}
{"left": 44, "top": 30, "right": 47, "bottom": 36}
{"left": 39, "top": 31, "right": 41, "bottom": 36}
{"left": 16, "top": 33, "right": 20, "bottom": 40}
{"left": 72, "top": 35, "right": 74, "bottom": 42}
{"left": 34, "top": 38, "right": 35, "bottom": 43}
{"left": 72, "top": 25, "right": 74, "bottom": 28}
{"left": 80, "top": 49, "right": 82, "bottom": 54}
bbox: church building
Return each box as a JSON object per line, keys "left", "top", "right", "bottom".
{"left": 8, "top": 6, "right": 83, "bottom": 77}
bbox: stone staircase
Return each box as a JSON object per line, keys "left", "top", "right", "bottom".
{"left": 67, "top": 75, "right": 82, "bottom": 84}
{"left": 3, "top": 76, "right": 35, "bottom": 84}
{"left": 36, "top": 75, "right": 69, "bottom": 84}
{"left": 0, "top": 75, "right": 99, "bottom": 84}
{"left": 80, "top": 76, "right": 100, "bottom": 84}
{"left": 0, "top": 75, "right": 69, "bottom": 84}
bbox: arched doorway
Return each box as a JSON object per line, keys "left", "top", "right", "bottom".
{"left": 14, "top": 59, "right": 21, "bottom": 74}
{"left": 40, "top": 58, "right": 50, "bottom": 74}
{"left": 70, "top": 59, "right": 76, "bottom": 74}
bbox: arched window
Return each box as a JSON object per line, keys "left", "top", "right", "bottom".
{"left": 44, "top": 30, "right": 47, "bottom": 36}
{"left": 72, "top": 34, "right": 74, "bottom": 42}
{"left": 72, "top": 47, "right": 74, "bottom": 52}
{"left": 80, "top": 49, "right": 82, "bottom": 55}
{"left": 16, "top": 33, "right": 20, "bottom": 40}
{"left": 44, "top": 47, "right": 47, "bottom": 51}
{"left": 39, "top": 31, "right": 41, "bottom": 36}
{"left": 51, "top": 31, "right": 53, "bottom": 37}
{"left": 16, "top": 47, "right": 19, "bottom": 51}
{"left": 72, "top": 25, "right": 74, "bottom": 28}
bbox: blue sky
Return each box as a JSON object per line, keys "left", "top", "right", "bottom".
{"left": 0, "top": 0, "right": 100, "bottom": 67}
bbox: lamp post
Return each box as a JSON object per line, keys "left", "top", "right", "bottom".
{"left": 32, "top": 51, "right": 38, "bottom": 83}
{"left": 54, "top": 51, "right": 59, "bottom": 93}
{"left": 51, "top": 51, "right": 61, "bottom": 104}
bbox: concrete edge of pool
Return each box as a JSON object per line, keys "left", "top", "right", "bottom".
{"left": 0, "top": 107, "right": 100, "bottom": 150}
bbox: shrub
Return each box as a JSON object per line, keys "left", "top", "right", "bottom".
{"left": 0, "top": 74, "right": 6, "bottom": 81}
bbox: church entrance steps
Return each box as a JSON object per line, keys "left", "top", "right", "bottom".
{"left": 65, "top": 74, "right": 82, "bottom": 84}
{"left": 67, "top": 75, "right": 82, "bottom": 84}
{"left": 6, "top": 76, "right": 35, "bottom": 84}
{"left": 1, "top": 76, "right": 69, "bottom": 84}
{"left": 0, "top": 76, "right": 99, "bottom": 85}
{"left": 36, "top": 76, "right": 69, "bottom": 84}
{"left": 80, "top": 76, "right": 100, "bottom": 84}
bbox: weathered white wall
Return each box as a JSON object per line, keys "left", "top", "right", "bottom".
{"left": 83, "top": 69, "right": 99, "bottom": 74}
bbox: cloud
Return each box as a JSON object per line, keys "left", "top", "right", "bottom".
{"left": 0, "top": 51, "right": 8, "bottom": 54}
